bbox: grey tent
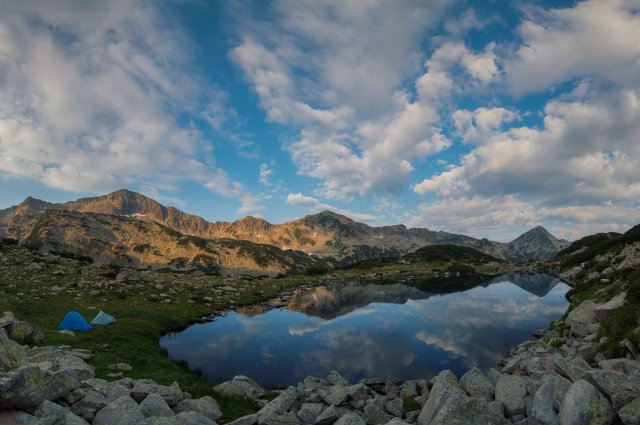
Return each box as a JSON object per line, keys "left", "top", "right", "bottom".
{"left": 90, "top": 310, "right": 116, "bottom": 325}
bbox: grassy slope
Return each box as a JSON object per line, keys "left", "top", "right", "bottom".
{"left": 0, "top": 240, "right": 324, "bottom": 421}
{"left": 547, "top": 225, "right": 640, "bottom": 358}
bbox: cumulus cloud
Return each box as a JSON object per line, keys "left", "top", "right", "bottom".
{"left": 505, "top": 0, "right": 640, "bottom": 94}
{"left": 0, "top": 0, "right": 263, "bottom": 215}
{"left": 286, "top": 193, "right": 376, "bottom": 222}
{"left": 230, "top": 0, "right": 468, "bottom": 200}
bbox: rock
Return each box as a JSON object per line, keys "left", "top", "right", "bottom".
{"left": 0, "top": 410, "right": 42, "bottom": 424}
{"left": 459, "top": 367, "right": 494, "bottom": 400}
{"left": 553, "top": 354, "right": 590, "bottom": 382}
{"left": 115, "top": 268, "right": 145, "bottom": 284}
{"left": 324, "top": 386, "right": 349, "bottom": 406}
{"left": 564, "top": 300, "right": 598, "bottom": 327}
{"left": 334, "top": 412, "right": 365, "bottom": 425}
{"left": 0, "top": 364, "right": 92, "bottom": 410}
{"left": 142, "top": 416, "right": 183, "bottom": 425}
{"left": 315, "top": 405, "right": 341, "bottom": 425}
{"left": 176, "top": 411, "right": 219, "bottom": 425}
{"left": 619, "top": 397, "right": 640, "bottom": 425}
{"left": 385, "top": 398, "right": 403, "bottom": 418}
{"left": 0, "top": 328, "right": 27, "bottom": 371}
{"left": 598, "top": 358, "right": 640, "bottom": 375}
{"left": 425, "top": 392, "right": 509, "bottom": 425}
{"left": 108, "top": 362, "right": 133, "bottom": 371}
{"left": 261, "top": 411, "right": 302, "bottom": 425}
{"left": 174, "top": 396, "right": 222, "bottom": 421}
{"left": 297, "top": 403, "right": 324, "bottom": 424}
{"left": 226, "top": 414, "right": 259, "bottom": 425}
{"left": 65, "top": 411, "right": 91, "bottom": 425}
{"left": 69, "top": 389, "right": 107, "bottom": 421}
{"left": 141, "top": 392, "right": 175, "bottom": 417}
{"left": 531, "top": 376, "right": 559, "bottom": 425}
{"left": 303, "top": 376, "right": 329, "bottom": 390}
{"left": 214, "top": 375, "right": 266, "bottom": 399}
{"left": 417, "top": 370, "right": 465, "bottom": 425}
{"left": 258, "top": 387, "right": 299, "bottom": 419}
{"left": 33, "top": 399, "right": 66, "bottom": 423}
{"left": 362, "top": 403, "right": 393, "bottom": 425}
{"left": 595, "top": 292, "right": 626, "bottom": 322}
{"left": 327, "top": 371, "right": 350, "bottom": 387}
{"left": 346, "top": 383, "right": 369, "bottom": 401}
{"left": 93, "top": 395, "right": 145, "bottom": 425}
{"left": 495, "top": 374, "right": 527, "bottom": 417}
{"left": 552, "top": 375, "right": 571, "bottom": 411}
{"left": 585, "top": 369, "right": 640, "bottom": 410}
{"left": 558, "top": 379, "right": 614, "bottom": 425}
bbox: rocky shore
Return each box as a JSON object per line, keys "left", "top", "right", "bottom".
{"left": 1, "top": 287, "right": 639, "bottom": 425}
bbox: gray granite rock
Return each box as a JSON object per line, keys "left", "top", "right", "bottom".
{"left": 558, "top": 380, "right": 614, "bottom": 425}
{"left": 174, "top": 396, "right": 222, "bottom": 421}
{"left": 141, "top": 392, "right": 175, "bottom": 417}
{"left": 93, "top": 395, "right": 145, "bottom": 425}
{"left": 495, "top": 374, "right": 527, "bottom": 417}
{"left": 459, "top": 367, "right": 494, "bottom": 400}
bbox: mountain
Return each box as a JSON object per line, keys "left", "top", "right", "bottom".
{"left": 21, "top": 209, "right": 327, "bottom": 274}
{"left": 504, "top": 226, "right": 570, "bottom": 262}
{"left": 0, "top": 189, "right": 570, "bottom": 265}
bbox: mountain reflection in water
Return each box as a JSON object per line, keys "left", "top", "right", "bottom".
{"left": 160, "top": 273, "right": 569, "bottom": 388}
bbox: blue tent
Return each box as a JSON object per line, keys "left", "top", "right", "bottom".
{"left": 58, "top": 311, "right": 92, "bottom": 331}
{"left": 90, "top": 310, "right": 116, "bottom": 325}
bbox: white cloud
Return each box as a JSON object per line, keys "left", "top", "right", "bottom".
{"left": 505, "top": 0, "right": 640, "bottom": 94}
{"left": 230, "top": 1, "right": 460, "bottom": 200}
{"left": 0, "top": 0, "right": 263, "bottom": 214}
{"left": 259, "top": 162, "right": 273, "bottom": 186}
{"left": 286, "top": 193, "right": 375, "bottom": 222}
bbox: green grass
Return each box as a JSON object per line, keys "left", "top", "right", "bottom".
{"left": 0, "top": 243, "right": 326, "bottom": 422}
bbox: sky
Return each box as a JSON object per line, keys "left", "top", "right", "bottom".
{"left": 0, "top": 0, "right": 639, "bottom": 242}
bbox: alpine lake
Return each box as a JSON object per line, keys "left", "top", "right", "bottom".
{"left": 160, "top": 273, "right": 570, "bottom": 389}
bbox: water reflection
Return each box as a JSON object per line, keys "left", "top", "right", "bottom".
{"left": 160, "top": 273, "right": 569, "bottom": 388}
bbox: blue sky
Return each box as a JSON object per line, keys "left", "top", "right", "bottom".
{"left": 1, "top": 0, "right": 639, "bottom": 241}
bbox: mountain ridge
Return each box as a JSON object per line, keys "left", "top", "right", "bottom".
{"left": 0, "top": 189, "right": 570, "bottom": 264}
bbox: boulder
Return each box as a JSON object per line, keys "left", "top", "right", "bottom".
{"left": 618, "top": 397, "right": 640, "bottom": 425}
{"left": 0, "top": 410, "right": 42, "bottom": 424}
{"left": 585, "top": 369, "right": 640, "bottom": 410}
{"left": 93, "top": 395, "right": 145, "bottom": 425}
{"left": 417, "top": 370, "right": 465, "bottom": 425}
{"left": 598, "top": 358, "right": 640, "bottom": 375}
{"left": 595, "top": 292, "right": 626, "bottom": 322}
{"left": 327, "top": 371, "right": 350, "bottom": 387}
{"left": 558, "top": 380, "right": 614, "bottom": 425}
{"left": 174, "top": 396, "right": 222, "bottom": 421}
{"left": 297, "top": 402, "right": 324, "bottom": 424}
{"left": 176, "top": 410, "right": 219, "bottom": 425}
{"left": 552, "top": 375, "right": 571, "bottom": 411}
{"left": 531, "top": 376, "right": 559, "bottom": 425}
{"left": 495, "top": 374, "right": 527, "bottom": 417}
{"left": 553, "top": 354, "right": 590, "bottom": 382}
{"left": 0, "top": 364, "right": 91, "bottom": 410}
{"left": 459, "top": 367, "right": 494, "bottom": 400}
{"left": 141, "top": 392, "right": 175, "bottom": 417}
{"left": 261, "top": 411, "right": 302, "bottom": 425}
{"left": 334, "top": 412, "right": 365, "bottom": 425}
{"left": 257, "top": 387, "right": 299, "bottom": 420}
{"left": 315, "top": 405, "right": 341, "bottom": 425}
{"left": 384, "top": 398, "right": 403, "bottom": 418}
{"left": 362, "top": 403, "right": 393, "bottom": 425}
{"left": 564, "top": 301, "right": 598, "bottom": 327}
{"left": 33, "top": 399, "right": 66, "bottom": 423}
{"left": 324, "top": 385, "right": 349, "bottom": 406}
{"left": 0, "top": 328, "right": 27, "bottom": 372}
{"left": 424, "top": 392, "right": 509, "bottom": 425}
{"left": 214, "top": 375, "right": 266, "bottom": 399}
{"left": 142, "top": 416, "right": 183, "bottom": 425}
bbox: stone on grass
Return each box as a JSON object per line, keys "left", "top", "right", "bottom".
{"left": 174, "top": 396, "right": 222, "bottom": 421}
{"left": 564, "top": 301, "right": 598, "bottom": 327}
{"left": 595, "top": 292, "right": 626, "bottom": 322}
{"left": 0, "top": 328, "right": 27, "bottom": 372}
{"left": 214, "top": 375, "right": 266, "bottom": 399}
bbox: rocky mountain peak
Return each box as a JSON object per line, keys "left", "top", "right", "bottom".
{"left": 303, "top": 210, "right": 354, "bottom": 227}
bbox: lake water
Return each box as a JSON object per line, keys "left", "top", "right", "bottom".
{"left": 160, "top": 273, "right": 569, "bottom": 388}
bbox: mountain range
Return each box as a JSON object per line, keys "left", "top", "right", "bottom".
{"left": 0, "top": 189, "right": 570, "bottom": 273}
